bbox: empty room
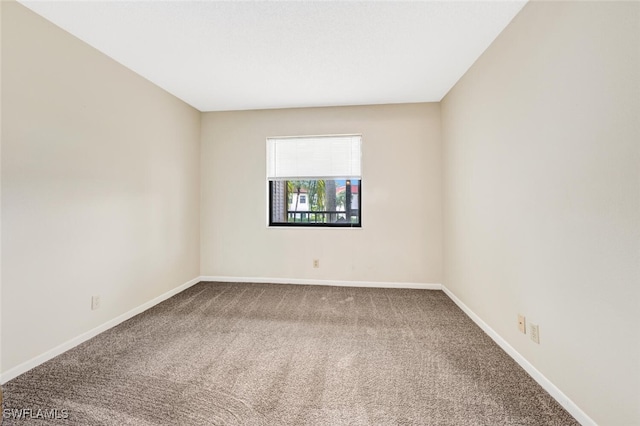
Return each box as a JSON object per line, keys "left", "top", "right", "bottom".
{"left": 1, "top": 0, "right": 638, "bottom": 425}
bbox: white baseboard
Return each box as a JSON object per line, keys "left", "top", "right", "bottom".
{"left": 1, "top": 276, "right": 201, "bottom": 384}
{"left": 441, "top": 285, "right": 596, "bottom": 426}
{"left": 200, "top": 275, "right": 442, "bottom": 290}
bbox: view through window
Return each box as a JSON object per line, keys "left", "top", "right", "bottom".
{"left": 269, "top": 179, "right": 361, "bottom": 226}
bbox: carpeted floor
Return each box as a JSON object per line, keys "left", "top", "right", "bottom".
{"left": 2, "top": 282, "right": 578, "bottom": 425}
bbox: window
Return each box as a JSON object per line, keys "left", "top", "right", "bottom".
{"left": 267, "top": 135, "right": 361, "bottom": 227}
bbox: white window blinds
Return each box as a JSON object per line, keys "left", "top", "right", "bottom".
{"left": 267, "top": 135, "right": 361, "bottom": 180}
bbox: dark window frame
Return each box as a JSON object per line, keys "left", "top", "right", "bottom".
{"left": 268, "top": 180, "right": 362, "bottom": 228}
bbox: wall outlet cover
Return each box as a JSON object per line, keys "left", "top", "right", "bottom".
{"left": 91, "top": 295, "right": 101, "bottom": 310}
{"left": 518, "top": 314, "right": 526, "bottom": 334}
{"left": 529, "top": 323, "right": 540, "bottom": 344}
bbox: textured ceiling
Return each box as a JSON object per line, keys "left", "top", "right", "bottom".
{"left": 18, "top": 1, "right": 527, "bottom": 112}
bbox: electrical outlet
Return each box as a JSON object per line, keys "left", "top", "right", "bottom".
{"left": 529, "top": 323, "right": 540, "bottom": 344}
{"left": 91, "top": 295, "right": 101, "bottom": 311}
{"left": 518, "top": 314, "right": 526, "bottom": 334}
{"left": 313, "top": 259, "right": 320, "bottom": 268}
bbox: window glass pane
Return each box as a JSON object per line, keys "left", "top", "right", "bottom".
{"left": 269, "top": 179, "right": 361, "bottom": 227}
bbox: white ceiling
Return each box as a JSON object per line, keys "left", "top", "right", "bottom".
{"left": 18, "top": 1, "right": 527, "bottom": 112}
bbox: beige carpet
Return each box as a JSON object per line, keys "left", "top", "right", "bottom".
{"left": 2, "top": 282, "right": 578, "bottom": 425}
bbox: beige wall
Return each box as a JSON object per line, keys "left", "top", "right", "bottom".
{"left": 201, "top": 104, "right": 442, "bottom": 284}
{"left": 0, "top": 0, "right": 4, "bottom": 376}
{"left": 441, "top": 2, "right": 639, "bottom": 425}
{"left": 1, "top": 2, "right": 201, "bottom": 373}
